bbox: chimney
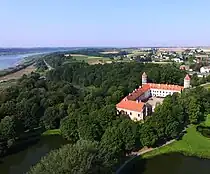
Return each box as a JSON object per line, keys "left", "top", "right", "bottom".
{"left": 136, "top": 100, "right": 139, "bottom": 103}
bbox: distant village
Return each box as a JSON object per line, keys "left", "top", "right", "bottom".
{"left": 117, "top": 47, "right": 210, "bottom": 78}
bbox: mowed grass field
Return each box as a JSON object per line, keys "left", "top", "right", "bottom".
{"left": 42, "top": 129, "right": 61, "bottom": 136}
{"left": 70, "top": 54, "right": 112, "bottom": 64}
{"left": 202, "top": 83, "right": 210, "bottom": 89}
{"left": 143, "top": 126, "right": 210, "bottom": 159}
{"left": 143, "top": 115, "right": 210, "bottom": 159}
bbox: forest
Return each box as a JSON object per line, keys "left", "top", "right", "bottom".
{"left": 0, "top": 53, "right": 210, "bottom": 173}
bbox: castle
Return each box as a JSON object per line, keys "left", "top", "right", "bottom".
{"left": 116, "top": 72, "right": 191, "bottom": 121}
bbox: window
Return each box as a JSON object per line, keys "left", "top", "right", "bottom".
{"left": 130, "top": 112, "right": 132, "bottom": 115}
{"left": 138, "top": 114, "right": 141, "bottom": 117}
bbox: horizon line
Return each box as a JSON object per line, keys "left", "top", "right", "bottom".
{"left": 1, "top": 46, "right": 210, "bottom": 49}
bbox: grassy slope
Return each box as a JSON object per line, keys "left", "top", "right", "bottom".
{"left": 42, "top": 129, "right": 61, "bottom": 136}
{"left": 143, "top": 125, "right": 210, "bottom": 159}
{"left": 203, "top": 84, "right": 210, "bottom": 89}
{"left": 205, "top": 114, "right": 210, "bottom": 126}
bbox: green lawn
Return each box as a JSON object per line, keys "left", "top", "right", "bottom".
{"left": 42, "top": 129, "right": 61, "bottom": 136}
{"left": 143, "top": 125, "right": 210, "bottom": 159}
{"left": 205, "top": 114, "right": 210, "bottom": 126}
{"left": 202, "top": 84, "right": 210, "bottom": 89}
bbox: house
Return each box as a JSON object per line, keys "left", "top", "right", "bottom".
{"left": 116, "top": 72, "right": 191, "bottom": 121}
{"left": 200, "top": 66, "right": 210, "bottom": 73}
{"left": 172, "top": 58, "right": 184, "bottom": 63}
{"left": 180, "top": 65, "right": 190, "bottom": 71}
{"left": 196, "top": 54, "right": 209, "bottom": 64}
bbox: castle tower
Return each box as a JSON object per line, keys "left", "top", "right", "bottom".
{"left": 142, "top": 72, "right": 147, "bottom": 85}
{"left": 184, "top": 74, "right": 191, "bottom": 88}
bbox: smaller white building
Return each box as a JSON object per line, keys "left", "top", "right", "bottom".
{"left": 172, "top": 58, "right": 184, "bottom": 63}
{"left": 200, "top": 66, "right": 210, "bottom": 73}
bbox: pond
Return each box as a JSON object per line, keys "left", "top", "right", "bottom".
{"left": 120, "top": 153, "right": 210, "bottom": 174}
{"left": 0, "top": 135, "right": 68, "bottom": 174}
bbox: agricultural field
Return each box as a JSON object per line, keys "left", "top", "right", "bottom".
{"left": 100, "top": 51, "right": 119, "bottom": 54}
{"left": 125, "top": 49, "right": 149, "bottom": 58}
{"left": 70, "top": 54, "right": 112, "bottom": 64}
{"left": 0, "top": 79, "right": 17, "bottom": 90}
{"left": 0, "top": 64, "right": 36, "bottom": 81}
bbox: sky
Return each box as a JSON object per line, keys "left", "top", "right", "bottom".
{"left": 0, "top": 0, "right": 210, "bottom": 47}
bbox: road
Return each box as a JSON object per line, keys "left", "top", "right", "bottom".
{"left": 43, "top": 60, "right": 54, "bottom": 70}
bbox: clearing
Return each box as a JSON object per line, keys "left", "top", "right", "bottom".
{"left": 143, "top": 124, "right": 210, "bottom": 159}
{"left": 42, "top": 129, "right": 61, "bottom": 136}
{"left": 202, "top": 83, "right": 210, "bottom": 89}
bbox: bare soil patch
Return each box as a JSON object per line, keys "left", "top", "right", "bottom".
{"left": 0, "top": 65, "right": 36, "bottom": 81}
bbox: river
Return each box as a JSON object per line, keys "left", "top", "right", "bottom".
{"left": 121, "top": 153, "right": 210, "bottom": 174}
{"left": 0, "top": 135, "right": 68, "bottom": 174}
{"left": 0, "top": 52, "right": 54, "bottom": 70}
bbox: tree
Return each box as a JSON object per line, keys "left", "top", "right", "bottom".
{"left": 139, "top": 122, "right": 158, "bottom": 147}
{"left": 0, "top": 116, "right": 16, "bottom": 139}
{"left": 165, "top": 121, "right": 180, "bottom": 139}
{"left": 94, "top": 105, "right": 116, "bottom": 131}
{"left": 77, "top": 115, "right": 103, "bottom": 141}
{"left": 188, "top": 96, "right": 201, "bottom": 124}
{"left": 60, "top": 116, "right": 79, "bottom": 143}
{"left": 100, "top": 126, "right": 124, "bottom": 165}
{"left": 41, "top": 107, "right": 60, "bottom": 129}
{"left": 118, "top": 119, "right": 137, "bottom": 152}
{"left": 29, "top": 140, "right": 113, "bottom": 174}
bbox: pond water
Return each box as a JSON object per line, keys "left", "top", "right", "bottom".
{"left": 124, "top": 153, "right": 210, "bottom": 174}
{"left": 0, "top": 135, "right": 68, "bottom": 174}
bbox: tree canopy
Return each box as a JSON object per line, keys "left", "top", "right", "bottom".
{"left": 0, "top": 52, "right": 209, "bottom": 173}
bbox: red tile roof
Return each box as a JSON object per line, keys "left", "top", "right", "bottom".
{"left": 116, "top": 99, "right": 145, "bottom": 112}
{"left": 184, "top": 74, "right": 191, "bottom": 80}
{"left": 127, "top": 84, "right": 151, "bottom": 100}
{"left": 146, "top": 83, "right": 184, "bottom": 91}
{"left": 116, "top": 82, "right": 184, "bottom": 112}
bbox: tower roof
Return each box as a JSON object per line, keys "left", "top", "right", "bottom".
{"left": 142, "top": 72, "right": 147, "bottom": 77}
{"left": 184, "top": 74, "right": 191, "bottom": 80}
